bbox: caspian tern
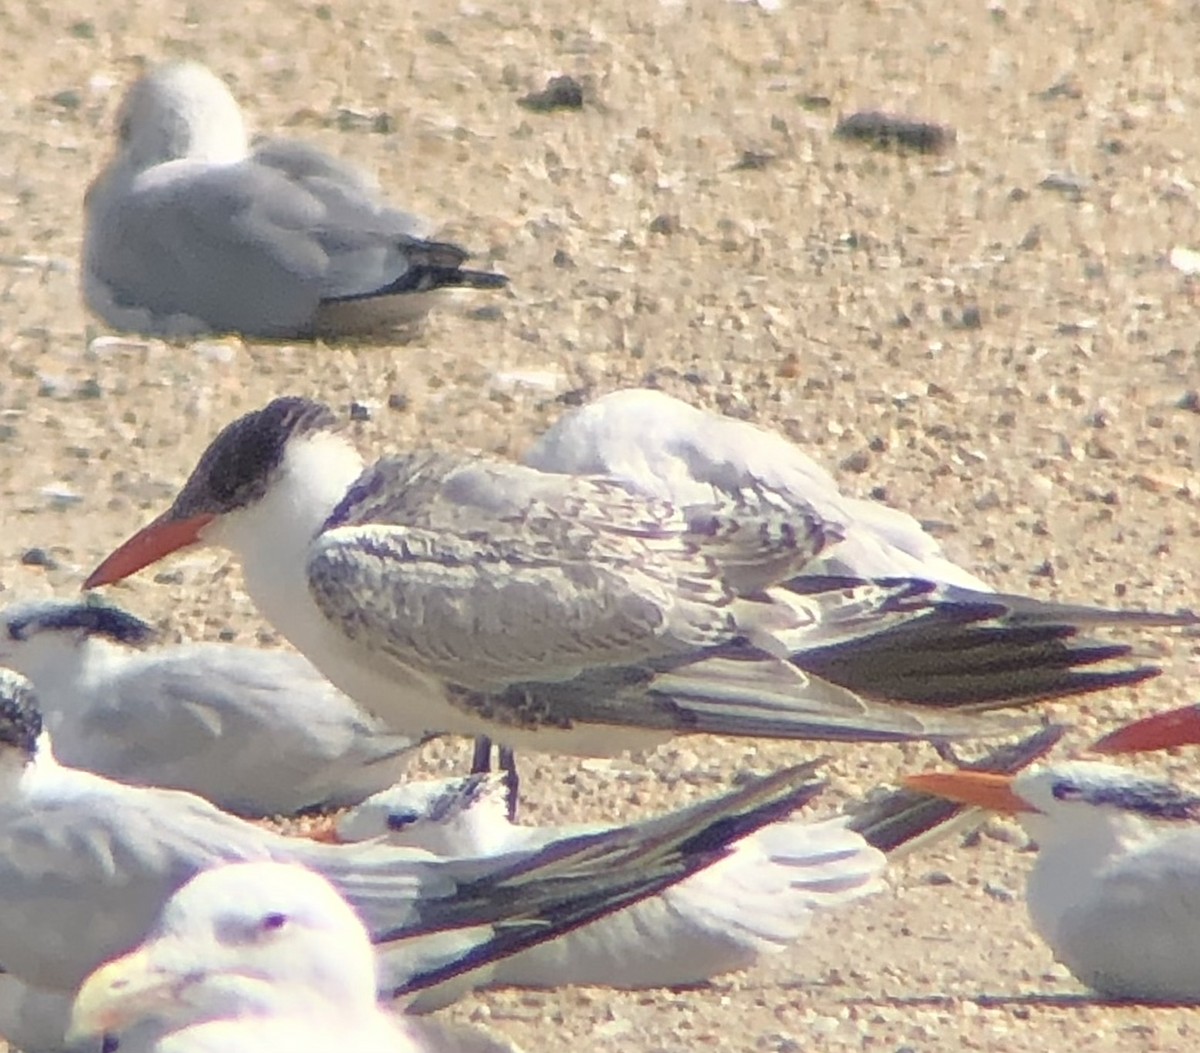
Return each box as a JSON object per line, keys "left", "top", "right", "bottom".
{"left": 85, "top": 396, "right": 1191, "bottom": 755}
{"left": 906, "top": 760, "right": 1200, "bottom": 1002}
{"left": 0, "top": 597, "right": 419, "bottom": 817}
{"left": 69, "top": 862, "right": 522, "bottom": 1053}
{"left": 0, "top": 668, "right": 826, "bottom": 1049}
{"left": 1092, "top": 702, "right": 1200, "bottom": 755}
{"left": 336, "top": 771, "right": 885, "bottom": 995}
{"left": 84, "top": 62, "right": 507, "bottom": 339}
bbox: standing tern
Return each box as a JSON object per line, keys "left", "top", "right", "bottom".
{"left": 0, "top": 597, "right": 419, "bottom": 817}
{"left": 336, "top": 771, "right": 885, "bottom": 995}
{"left": 906, "top": 760, "right": 1200, "bottom": 1002}
{"left": 85, "top": 396, "right": 1191, "bottom": 755}
{"left": 84, "top": 62, "right": 507, "bottom": 339}
{"left": 69, "top": 862, "right": 519, "bottom": 1053}
{"left": 0, "top": 667, "right": 828, "bottom": 1048}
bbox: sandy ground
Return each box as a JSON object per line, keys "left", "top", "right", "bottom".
{"left": 2, "top": 0, "right": 1200, "bottom": 1049}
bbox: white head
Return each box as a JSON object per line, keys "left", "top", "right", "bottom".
{"left": 337, "top": 773, "right": 514, "bottom": 855}
{"left": 111, "top": 62, "right": 248, "bottom": 172}
{"left": 68, "top": 862, "right": 377, "bottom": 1044}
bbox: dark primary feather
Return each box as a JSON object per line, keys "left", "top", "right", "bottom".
{"left": 787, "top": 577, "right": 1195, "bottom": 708}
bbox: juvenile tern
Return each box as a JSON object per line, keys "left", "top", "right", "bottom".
{"left": 906, "top": 760, "right": 1200, "bottom": 1002}
{"left": 86, "top": 397, "right": 1189, "bottom": 755}
{"left": 84, "top": 62, "right": 507, "bottom": 339}
{"left": 0, "top": 597, "right": 418, "bottom": 816}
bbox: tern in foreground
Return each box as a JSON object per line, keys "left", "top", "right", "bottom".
{"left": 69, "top": 862, "right": 521, "bottom": 1053}
{"left": 86, "top": 396, "right": 1192, "bottom": 755}
{"left": 906, "top": 759, "right": 1200, "bottom": 1002}
{"left": 0, "top": 668, "right": 825, "bottom": 1050}
{"left": 0, "top": 597, "right": 418, "bottom": 816}
{"left": 336, "top": 770, "right": 885, "bottom": 995}
{"left": 84, "top": 62, "right": 507, "bottom": 339}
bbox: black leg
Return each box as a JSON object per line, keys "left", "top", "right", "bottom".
{"left": 470, "top": 736, "right": 493, "bottom": 773}
{"left": 498, "top": 745, "right": 519, "bottom": 821}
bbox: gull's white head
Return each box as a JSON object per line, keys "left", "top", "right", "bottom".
{"left": 336, "top": 773, "right": 514, "bottom": 853}
{"left": 68, "top": 861, "right": 377, "bottom": 1044}
{"left": 112, "top": 62, "right": 248, "bottom": 172}
{"left": 84, "top": 397, "right": 362, "bottom": 589}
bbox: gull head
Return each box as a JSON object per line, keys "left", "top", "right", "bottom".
{"left": 84, "top": 397, "right": 361, "bottom": 589}
{"left": 68, "top": 861, "right": 378, "bottom": 1044}
{"left": 112, "top": 62, "right": 248, "bottom": 172}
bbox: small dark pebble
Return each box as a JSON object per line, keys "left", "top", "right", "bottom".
{"left": 20, "top": 547, "right": 57, "bottom": 569}
{"left": 1177, "top": 390, "right": 1200, "bottom": 414}
{"left": 348, "top": 401, "right": 372, "bottom": 422}
{"left": 834, "top": 110, "right": 956, "bottom": 153}
{"left": 648, "top": 213, "right": 680, "bottom": 235}
{"left": 217, "top": 627, "right": 238, "bottom": 642}
{"left": 50, "top": 88, "right": 83, "bottom": 111}
{"left": 519, "top": 75, "right": 586, "bottom": 112}
{"left": 557, "top": 387, "right": 592, "bottom": 407}
{"left": 468, "top": 304, "right": 505, "bottom": 322}
{"left": 552, "top": 248, "right": 576, "bottom": 268}
{"left": 387, "top": 392, "right": 410, "bottom": 413}
{"left": 799, "top": 94, "right": 832, "bottom": 110}
{"left": 731, "top": 149, "right": 776, "bottom": 171}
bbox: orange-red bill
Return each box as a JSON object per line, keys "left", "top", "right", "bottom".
{"left": 902, "top": 770, "right": 1036, "bottom": 814}
{"left": 83, "top": 511, "right": 215, "bottom": 590}
{"left": 1092, "top": 704, "right": 1200, "bottom": 755}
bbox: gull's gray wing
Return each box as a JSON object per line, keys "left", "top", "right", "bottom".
{"left": 85, "top": 145, "right": 500, "bottom": 338}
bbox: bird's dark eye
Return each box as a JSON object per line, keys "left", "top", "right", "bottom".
{"left": 259, "top": 912, "right": 288, "bottom": 933}
{"left": 386, "top": 811, "right": 421, "bottom": 831}
{"left": 1051, "top": 781, "right": 1083, "bottom": 801}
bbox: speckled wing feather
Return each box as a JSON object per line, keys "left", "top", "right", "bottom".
{"left": 308, "top": 453, "right": 829, "bottom": 692}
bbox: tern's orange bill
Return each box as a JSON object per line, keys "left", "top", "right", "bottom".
{"left": 902, "top": 770, "right": 1036, "bottom": 814}
{"left": 1092, "top": 704, "right": 1200, "bottom": 755}
{"left": 83, "top": 511, "right": 215, "bottom": 590}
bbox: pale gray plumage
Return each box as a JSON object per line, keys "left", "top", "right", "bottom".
{"left": 0, "top": 598, "right": 418, "bottom": 817}
{"left": 0, "top": 668, "right": 828, "bottom": 1024}
{"left": 84, "top": 62, "right": 507, "bottom": 339}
